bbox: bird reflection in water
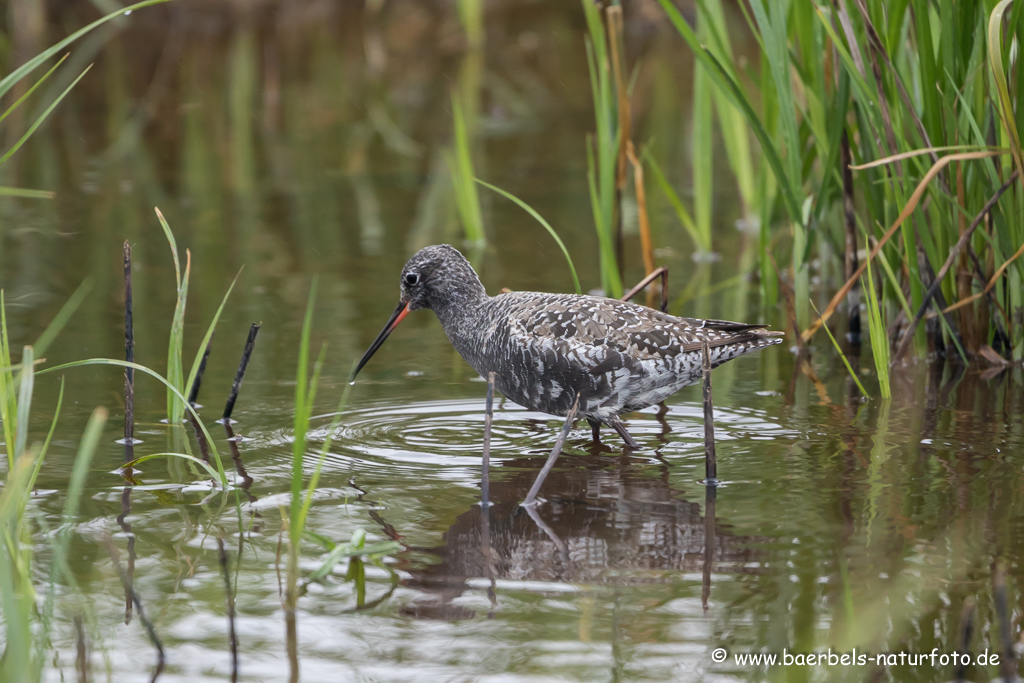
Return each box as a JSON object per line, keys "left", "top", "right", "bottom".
{"left": 390, "top": 442, "right": 758, "bottom": 621}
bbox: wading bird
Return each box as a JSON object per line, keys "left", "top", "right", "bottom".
{"left": 353, "top": 245, "right": 782, "bottom": 505}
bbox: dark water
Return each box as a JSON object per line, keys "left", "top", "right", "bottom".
{"left": 2, "top": 3, "right": 1023, "bottom": 682}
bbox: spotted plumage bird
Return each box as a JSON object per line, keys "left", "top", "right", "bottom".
{"left": 353, "top": 245, "right": 783, "bottom": 502}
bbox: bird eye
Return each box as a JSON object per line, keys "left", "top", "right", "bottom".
{"left": 404, "top": 273, "right": 419, "bottom": 286}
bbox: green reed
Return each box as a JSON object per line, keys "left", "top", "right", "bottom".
{"left": 862, "top": 240, "right": 891, "bottom": 398}
{"left": 456, "top": 0, "right": 484, "bottom": 48}
{"left": 447, "top": 91, "right": 486, "bottom": 246}
{"left": 655, "top": 0, "right": 1024, "bottom": 392}
{"left": 151, "top": 207, "right": 239, "bottom": 429}
{"left": 0, "top": 5, "right": 179, "bottom": 674}
{"left": 284, "top": 280, "right": 321, "bottom": 681}
{"left": 284, "top": 281, "right": 399, "bottom": 679}
{"left": 581, "top": 0, "right": 623, "bottom": 298}
{"left": 0, "top": 288, "right": 97, "bottom": 681}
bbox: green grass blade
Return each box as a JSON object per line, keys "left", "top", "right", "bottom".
{"left": 1, "top": 293, "right": 16, "bottom": 467}
{"left": 641, "top": 148, "right": 703, "bottom": 250}
{"left": 13, "top": 347, "right": 34, "bottom": 461}
{"left": 585, "top": 138, "right": 623, "bottom": 296}
{"left": 0, "top": 0, "right": 173, "bottom": 100}
{"left": 183, "top": 270, "right": 241, "bottom": 405}
{"left": 0, "top": 453, "right": 36, "bottom": 681}
{"left": 581, "top": 3, "right": 622, "bottom": 298}
{"left": 748, "top": 1, "right": 801, "bottom": 192}
{"left": 0, "top": 65, "right": 93, "bottom": 167}
{"left": 862, "top": 240, "right": 891, "bottom": 399}
{"left": 121, "top": 452, "right": 222, "bottom": 482}
{"left": 476, "top": 179, "right": 582, "bottom": 294}
{"left": 290, "top": 279, "right": 318, "bottom": 540}
{"left": 989, "top": 0, "right": 1024, "bottom": 177}
{"left": 27, "top": 379, "right": 64, "bottom": 493}
{"left": 154, "top": 207, "right": 182, "bottom": 288}
{"left": 456, "top": 0, "right": 484, "bottom": 47}
{"left": 0, "top": 54, "right": 69, "bottom": 127}
{"left": 40, "top": 405, "right": 107, "bottom": 666}
{"left": 655, "top": 0, "right": 804, "bottom": 227}
{"left": 449, "top": 92, "right": 485, "bottom": 244}
{"left": 37, "top": 359, "right": 228, "bottom": 486}
{"left": 0, "top": 186, "right": 54, "bottom": 199}
{"left": 34, "top": 279, "right": 91, "bottom": 358}
{"left": 699, "top": 0, "right": 757, "bottom": 217}
{"left": 692, "top": 46, "right": 714, "bottom": 253}
{"left": 811, "top": 301, "right": 868, "bottom": 398}
{"left": 60, "top": 407, "right": 107, "bottom": 529}
{"left": 156, "top": 208, "right": 189, "bottom": 422}
{"left": 297, "top": 381, "right": 354, "bottom": 536}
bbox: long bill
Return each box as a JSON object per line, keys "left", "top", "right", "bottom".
{"left": 350, "top": 301, "right": 411, "bottom": 381}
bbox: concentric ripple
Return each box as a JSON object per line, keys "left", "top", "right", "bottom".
{"left": 269, "top": 397, "right": 798, "bottom": 475}
{"left": 314, "top": 399, "right": 558, "bottom": 468}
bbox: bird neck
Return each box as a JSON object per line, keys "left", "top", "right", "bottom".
{"left": 431, "top": 280, "right": 489, "bottom": 360}
{"left": 432, "top": 280, "right": 488, "bottom": 326}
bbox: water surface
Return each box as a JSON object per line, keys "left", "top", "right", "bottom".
{"left": 2, "top": 3, "right": 1023, "bottom": 681}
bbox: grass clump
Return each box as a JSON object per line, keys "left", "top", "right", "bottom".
{"left": 649, "top": 0, "right": 1024, "bottom": 392}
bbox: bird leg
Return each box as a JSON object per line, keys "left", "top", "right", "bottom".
{"left": 481, "top": 371, "right": 495, "bottom": 506}
{"left": 609, "top": 418, "right": 640, "bottom": 450}
{"left": 587, "top": 417, "right": 601, "bottom": 443}
{"left": 481, "top": 371, "right": 498, "bottom": 614}
{"left": 522, "top": 393, "right": 580, "bottom": 507}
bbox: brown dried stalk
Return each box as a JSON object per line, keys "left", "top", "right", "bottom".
{"left": 801, "top": 150, "right": 1006, "bottom": 343}
{"left": 892, "top": 170, "right": 1019, "bottom": 362}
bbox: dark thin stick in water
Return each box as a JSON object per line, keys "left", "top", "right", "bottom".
{"left": 124, "top": 241, "right": 134, "bottom": 385}
{"left": 118, "top": 381, "right": 137, "bottom": 626}
{"left": 993, "top": 560, "right": 1016, "bottom": 683}
{"left": 893, "top": 170, "right": 1018, "bottom": 363}
{"left": 702, "top": 340, "right": 717, "bottom": 484}
{"left": 482, "top": 372, "right": 495, "bottom": 506}
{"left": 620, "top": 266, "right": 669, "bottom": 312}
{"left": 701, "top": 484, "right": 716, "bottom": 613}
{"left": 188, "top": 334, "right": 214, "bottom": 406}
{"left": 188, "top": 412, "right": 212, "bottom": 465}
{"left": 116, "top": 486, "right": 136, "bottom": 624}
{"left": 954, "top": 597, "right": 975, "bottom": 683}
{"left": 104, "top": 532, "right": 164, "bottom": 682}
{"left": 223, "top": 323, "right": 261, "bottom": 421}
{"left": 75, "top": 614, "right": 88, "bottom": 683}
{"left": 522, "top": 393, "right": 580, "bottom": 507}
{"left": 124, "top": 241, "right": 135, "bottom": 456}
{"left": 218, "top": 538, "right": 239, "bottom": 683}
{"left": 285, "top": 608, "right": 298, "bottom": 683}
{"left": 123, "top": 381, "right": 136, "bottom": 454}
{"left": 224, "top": 423, "right": 258, "bottom": 505}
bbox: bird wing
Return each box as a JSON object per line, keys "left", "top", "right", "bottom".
{"left": 503, "top": 293, "right": 781, "bottom": 361}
